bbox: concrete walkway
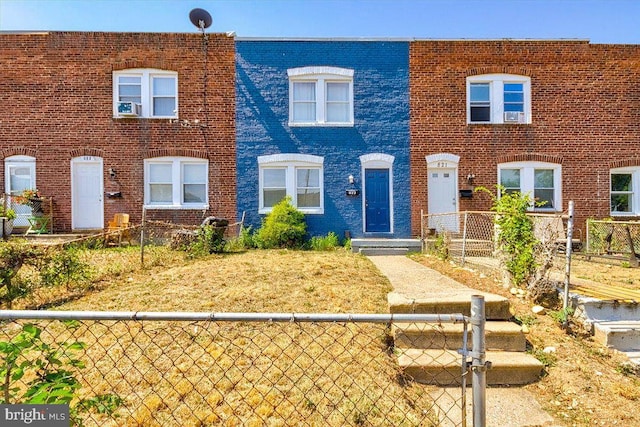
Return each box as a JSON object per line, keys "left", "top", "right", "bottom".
{"left": 367, "top": 255, "right": 559, "bottom": 427}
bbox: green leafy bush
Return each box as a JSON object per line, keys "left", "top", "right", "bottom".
{"left": 255, "top": 197, "right": 307, "bottom": 249}
{"left": 188, "top": 224, "right": 226, "bottom": 257}
{"left": 40, "top": 246, "right": 93, "bottom": 290}
{"left": 310, "top": 232, "right": 340, "bottom": 251}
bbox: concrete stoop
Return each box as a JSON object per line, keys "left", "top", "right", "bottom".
{"left": 389, "top": 293, "right": 543, "bottom": 386}
{"left": 351, "top": 238, "right": 421, "bottom": 255}
{"left": 397, "top": 349, "right": 544, "bottom": 386}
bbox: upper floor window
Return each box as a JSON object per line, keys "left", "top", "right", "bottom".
{"left": 258, "top": 154, "right": 324, "bottom": 214}
{"left": 467, "top": 74, "right": 531, "bottom": 124}
{"left": 144, "top": 157, "right": 207, "bottom": 208}
{"left": 611, "top": 167, "right": 640, "bottom": 215}
{"left": 498, "top": 161, "right": 561, "bottom": 211}
{"left": 113, "top": 69, "right": 178, "bottom": 119}
{"left": 288, "top": 67, "right": 354, "bottom": 127}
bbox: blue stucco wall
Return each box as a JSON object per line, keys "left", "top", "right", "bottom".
{"left": 236, "top": 40, "right": 410, "bottom": 239}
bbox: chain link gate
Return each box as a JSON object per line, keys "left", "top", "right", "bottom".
{"left": 0, "top": 306, "right": 487, "bottom": 426}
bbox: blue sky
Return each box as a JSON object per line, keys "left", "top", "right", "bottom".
{"left": 1, "top": 0, "right": 639, "bottom": 43}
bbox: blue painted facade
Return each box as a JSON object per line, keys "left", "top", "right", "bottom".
{"left": 236, "top": 40, "right": 411, "bottom": 238}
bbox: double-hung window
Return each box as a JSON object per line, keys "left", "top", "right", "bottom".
{"left": 498, "top": 162, "right": 561, "bottom": 210}
{"left": 467, "top": 74, "right": 531, "bottom": 124}
{"left": 144, "top": 157, "right": 208, "bottom": 208}
{"left": 258, "top": 154, "right": 324, "bottom": 214}
{"left": 113, "top": 69, "right": 178, "bottom": 118}
{"left": 288, "top": 67, "right": 354, "bottom": 126}
{"left": 611, "top": 167, "right": 640, "bottom": 215}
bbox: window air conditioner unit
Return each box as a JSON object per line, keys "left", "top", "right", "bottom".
{"left": 117, "top": 102, "right": 142, "bottom": 117}
{"left": 504, "top": 111, "right": 526, "bottom": 123}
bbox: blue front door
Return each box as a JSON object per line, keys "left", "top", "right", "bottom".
{"left": 365, "top": 168, "right": 390, "bottom": 232}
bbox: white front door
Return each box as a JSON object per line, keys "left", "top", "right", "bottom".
{"left": 71, "top": 157, "right": 104, "bottom": 229}
{"left": 428, "top": 167, "right": 459, "bottom": 232}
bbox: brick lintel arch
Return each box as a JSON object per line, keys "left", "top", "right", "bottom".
{"left": 466, "top": 66, "right": 533, "bottom": 78}
{"left": 496, "top": 153, "right": 564, "bottom": 165}
{"left": 2, "top": 147, "right": 38, "bottom": 159}
{"left": 112, "top": 60, "right": 170, "bottom": 71}
{"left": 144, "top": 148, "right": 209, "bottom": 160}
{"left": 610, "top": 158, "right": 640, "bottom": 169}
{"left": 70, "top": 148, "right": 105, "bottom": 158}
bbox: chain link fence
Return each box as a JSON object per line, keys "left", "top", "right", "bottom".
{"left": 585, "top": 219, "right": 640, "bottom": 262}
{"left": 0, "top": 309, "right": 486, "bottom": 426}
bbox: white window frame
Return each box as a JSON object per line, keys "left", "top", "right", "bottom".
{"left": 288, "top": 67, "right": 354, "bottom": 127}
{"left": 610, "top": 167, "right": 640, "bottom": 216}
{"left": 498, "top": 161, "right": 561, "bottom": 211}
{"left": 113, "top": 69, "right": 178, "bottom": 119}
{"left": 467, "top": 74, "right": 531, "bottom": 124}
{"left": 258, "top": 154, "right": 324, "bottom": 214}
{"left": 144, "top": 157, "right": 208, "bottom": 209}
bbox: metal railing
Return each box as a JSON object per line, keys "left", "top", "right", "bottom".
{"left": 0, "top": 303, "right": 488, "bottom": 426}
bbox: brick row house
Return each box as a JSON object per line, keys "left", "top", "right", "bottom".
{"left": 1, "top": 32, "right": 639, "bottom": 240}
{"left": 0, "top": 32, "right": 236, "bottom": 232}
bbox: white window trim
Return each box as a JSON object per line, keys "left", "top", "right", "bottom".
{"left": 144, "top": 157, "right": 208, "bottom": 209}
{"left": 467, "top": 74, "right": 531, "bottom": 125}
{"left": 498, "top": 161, "right": 561, "bottom": 211}
{"left": 610, "top": 167, "right": 640, "bottom": 216}
{"left": 288, "top": 66, "right": 354, "bottom": 127}
{"left": 113, "top": 69, "right": 178, "bottom": 119}
{"left": 258, "top": 153, "right": 324, "bottom": 214}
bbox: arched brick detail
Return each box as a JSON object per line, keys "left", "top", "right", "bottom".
{"left": 610, "top": 158, "right": 640, "bottom": 169}
{"left": 496, "top": 153, "right": 564, "bottom": 164}
{"left": 466, "top": 67, "right": 533, "bottom": 77}
{"left": 69, "top": 148, "right": 105, "bottom": 158}
{"left": 144, "top": 148, "right": 209, "bottom": 160}
{"left": 112, "top": 61, "right": 171, "bottom": 71}
{"left": 2, "top": 147, "right": 38, "bottom": 159}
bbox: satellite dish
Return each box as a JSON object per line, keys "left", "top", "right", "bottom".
{"left": 189, "top": 8, "right": 213, "bottom": 31}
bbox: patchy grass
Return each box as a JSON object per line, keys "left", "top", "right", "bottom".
{"left": 3, "top": 247, "right": 447, "bottom": 426}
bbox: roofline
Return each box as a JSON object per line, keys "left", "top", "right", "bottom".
{"left": 236, "top": 36, "right": 591, "bottom": 43}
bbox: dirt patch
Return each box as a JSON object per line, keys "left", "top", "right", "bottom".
{"left": 411, "top": 253, "right": 640, "bottom": 426}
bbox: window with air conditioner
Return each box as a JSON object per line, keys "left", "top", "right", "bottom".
{"left": 467, "top": 74, "right": 531, "bottom": 124}
{"left": 113, "top": 69, "right": 178, "bottom": 119}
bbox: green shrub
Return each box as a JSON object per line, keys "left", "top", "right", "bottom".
{"left": 188, "top": 225, "right": 226, "bottom": 257}
{"left": 40, "top": 247, "right": 93, "bottom": 290}
{"left": 254, "top": 197, "right": 307, "bottom": 249}
{"left": 0, "top": 241, "right": 44, "bottom": 308}
{"left": 310, "top": 232, "right": 340, "bottom": 251}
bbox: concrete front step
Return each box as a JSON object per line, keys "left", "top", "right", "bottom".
{"left": 393, "top": 321, "right": 526, "bottom": 352}
{"left": 388, "top": 292, "right": 512, "bottom": 320}
{"left": 351, "top": 238, "right": 422, "bottom": 254}
{"left": 397, "top": 348, "right": 544, "bottom": 386}
{"left": 593, "top": 321, "right": 640, "bottom": 351}
{"left": 359, "top": 247, "right": 409, "bottom": 256}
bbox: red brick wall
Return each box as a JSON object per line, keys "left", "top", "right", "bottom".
{"left": 0, "top": 31, "right": 236, "bottom": 232}
{"left": 410, "top": 40, "right": 640, "bottom": 236}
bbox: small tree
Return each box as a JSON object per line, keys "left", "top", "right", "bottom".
{"left": 255, "top": 197, "right": 307, "bottom": 249}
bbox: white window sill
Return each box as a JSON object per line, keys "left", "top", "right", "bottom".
{"left": 467, "top": 121, "right": 531, "bottom": 125}
{"left": 259, "top": 208, "right": 324, "bottom": 215}
{"left": 144, "top": 204, "right": 209, "bottom": 210}
{"left": 289, "top": 122, "right": 354, "bottom": 128}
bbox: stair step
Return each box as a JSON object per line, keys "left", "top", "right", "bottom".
{"left": 359, "top": 247, "right": 409, "bottom": 256}
{"left": 393, "top": 321, "right": 526, "bottom": 352}
{"left": 351, "top": 238, "right": 422, "bottom": 254}
{"left": 397, "top": 349, "right": 544, "bottom": 386}
{"left": 593, "top": 321, "right": 640, "bottom": 351}
{"left": 388, "top": 292, "right": 512, "bottom": 320}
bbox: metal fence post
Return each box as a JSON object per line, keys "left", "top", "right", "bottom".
{"left": 471, "top": 295, "right": 487, "bottom": 427}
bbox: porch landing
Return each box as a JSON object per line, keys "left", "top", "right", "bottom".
{"left": 351, "top": 238, "right": 421, "bottom": 255}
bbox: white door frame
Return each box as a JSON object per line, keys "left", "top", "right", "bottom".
{"left": 426, "top": 153, "right": 460, "bottom": 232}
{"left": 71, "top": 156, "right": 104, "bottom": 230}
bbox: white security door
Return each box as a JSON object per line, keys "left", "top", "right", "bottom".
{"left": 428, "top": 167, "right": 459, "bottom": 232}
{"left": 4, "top": 155, "right": 36, "bottom": 227}
{"left": 72, "top": 157, "right": 104, "bottom": 229}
